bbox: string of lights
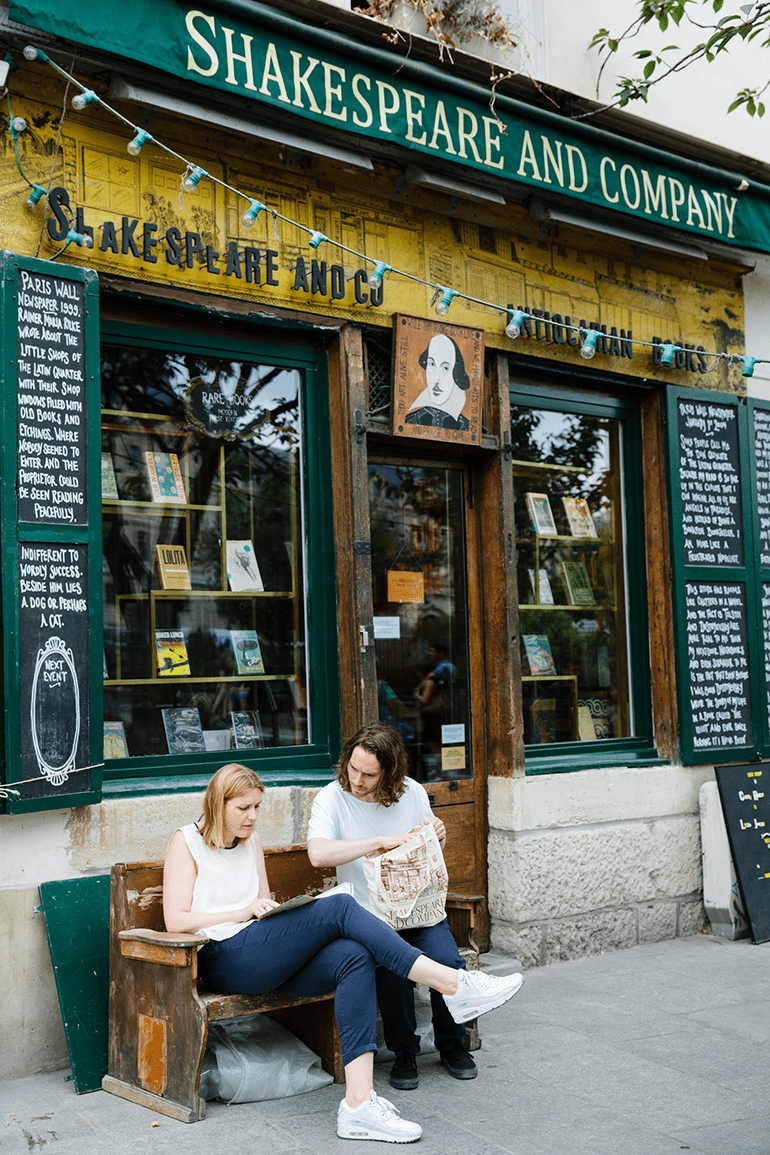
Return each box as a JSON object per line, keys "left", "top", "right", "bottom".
{"left": 12, "top": 45, "right": 767, "bottom": 378}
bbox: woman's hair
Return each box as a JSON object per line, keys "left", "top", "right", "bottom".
{"left": 337, "top": 722, "right": 408, "bottom": 807}
{"left": 199, "top": 762, "right": 264, "bottom": 848}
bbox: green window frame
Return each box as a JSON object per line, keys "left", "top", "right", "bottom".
{"left": 509, "top": 379, "right": 658, "bottom": 774}
{"left": 98, "top": 319, "right": 340, "bottom": 797}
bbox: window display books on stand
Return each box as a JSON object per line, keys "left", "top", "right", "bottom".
{"left": 527, "top": 568, "right": 554, "bottom": 604}
{"left": 155, "top": 544, "right": 192, "bottom": 590}
{"left": 155, "top": 629, "right": 191, "bottom": 676}
{"left": 230, "top": 630, "right": 265, "bottom": 674}
{"left": 525, "top": 492, "right": 558, "bottom": 536}
{"left": 104, "top": 721, "right": 128, "bottom": 759}
{"left": 561, "top": 560, "right": 596, "bottom": 606}
{"left": 101, "top": 453, "right": 119, "bottom": 499}
{"left": 145, "top": 451, "right": 186, "bottom": 504}
{"left": 231, "top": 710, "right": 264, "bottom": 749}
{"left": 522, "top": 634, "right": 557, "bottom": 676}
{"left": 162, "top": 707, "right": 205, "bottom": 754}
{"left": 226, "top": 540, "right": 264, "bottom": 591}
{"left": 562, "top": 496, "right": 598, "bottom": 538}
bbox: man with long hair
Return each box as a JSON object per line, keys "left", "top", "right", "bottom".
{"left": 308, "top": 722, "right": 502, "bottom": 1089}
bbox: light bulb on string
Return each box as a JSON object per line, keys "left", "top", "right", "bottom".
{"left": 66, "top": 228, "right": 93, "bottom": 249}
{"left": 308, "top": 230, "right": 328, "bottom": 249}
{"left": 127, "top": 129, "right": 151, "bottom": 156}
{"left": 434, "top": 287, "right": 458, "bottom": 317}
{"left": 181, "top": 165, "right": 207, "bottom": 192}
{"left": 11, "top": 117, "right": 26, "bottom": 134}
{"left": 23, "top": 45, "right": 48, "bottom": 62}
{"left": 505, "top": 309, "right": 526, "bottom": 339}
{"left": 26, "top": 184, "right": 46, "bottom": 208}
{"left": 71, "top": 89, "right": 99, "bottom": 111}
{"left": 659, "top": 342, "right": 680, "bottom": 367}
{"left": 580, "top": 328, "right": 600, "bottom": 360}
{"left": 367, "top": 262, "right": 392, "bottom": 290}
{"left": 242, "top": 199, "right": 266, "bottom": 227}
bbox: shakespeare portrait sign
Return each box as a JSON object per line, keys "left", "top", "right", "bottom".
{"left": 391, "top": 316, "right": 484, "bottom": 446}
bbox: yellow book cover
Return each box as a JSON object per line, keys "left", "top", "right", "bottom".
{"left": 155, "top": 544, "right": 192, "bottom": 590}
{"left": 155, "top": 629, "right": 190, "bottom": 676}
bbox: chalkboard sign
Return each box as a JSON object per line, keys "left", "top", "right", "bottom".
{"left": 753, "top": 408, "right": 770, "bottom": 567}
{"left": 685, "top": 580, "right": 752, "bottom": 752}
{"left": 16, "top": 269, "right": 88, "bottom": 525}
{"left": 677, "top": 398, "right": 743, "bottom": 567}
{"left": 715, "top": 763, "right": 770, "bottom": 943}
{"left": 17, "top": 542, "right": 91, "bottom": 801}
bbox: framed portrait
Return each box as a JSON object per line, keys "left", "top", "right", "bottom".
{"left": 391, "top": 315, "right": 484, "bottom": 445}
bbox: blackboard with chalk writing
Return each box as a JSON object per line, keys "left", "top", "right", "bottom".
{"left": 0, "top": 253, "right": 101, "bottom": 813}
{"left": 715, "top": 763, "right": 770, "bottom": 943}
{"left": 677, "top": 398, "right": 743, "bottom": 568}
{"left": 685, "top": 581, "right": 752, "bottom": 753}
{"left": 17, "top": 269, "right": 88, "bottom": 525}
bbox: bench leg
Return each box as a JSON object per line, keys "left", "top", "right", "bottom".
{"left": 101, "top": 1075, "right": 205, "bottom": 1123}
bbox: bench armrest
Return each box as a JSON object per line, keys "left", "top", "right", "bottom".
{"left": 118, "top": 927, "right": 210, "bottom": 966}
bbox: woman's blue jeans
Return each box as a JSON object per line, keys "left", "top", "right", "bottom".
{"left": 198, "top": 893, "right": 423, "bottom": 1067}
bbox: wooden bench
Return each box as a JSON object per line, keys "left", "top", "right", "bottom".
{"left": 102, "top": 848, "right": 344, "bottom": 1123}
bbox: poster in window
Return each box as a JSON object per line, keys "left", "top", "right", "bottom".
{"left": 391, "top": 315, "right": 484, "bottom": 446}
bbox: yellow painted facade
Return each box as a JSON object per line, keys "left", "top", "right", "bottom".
{"left": 2, "top": 67, "right": 745, "bottom": 390}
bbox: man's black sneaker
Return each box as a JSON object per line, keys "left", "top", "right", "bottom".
{"left": 389, "top": 1050, "right": 418, "bottom": 1090}
{"left": 439, "top": 1044, "right": 478, "bottom": 1080}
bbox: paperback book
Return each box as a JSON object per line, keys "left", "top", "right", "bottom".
{"left": 145, "top": 451, "right": 186, "bottom": 504}
{"left": 226, "top": 540, "right": 264, "bottom": 591}
{"left": 101, "top": 453, "right": 119, "bottom": 499}
{"left": 527, "top": 568, "right": 554, "bottom": 604}
{"left": 561, "top": 560, "right": 596, "bottom": 606}
{"left": 230, "top": 630, "right": 265, "bottom": 674}
{"left": 522, "top": 634, "right": 557, "bottom": 676}
{"left": 231, "top": 710, "right": 264, "bottom": 749}
{"left": 155, "top": 544, "right": 192, "bottom": 590}
{"left": 155, "top": 629, "right": 191, "bottom": 676}
{"left": 162, "top": 707, "right": 205, "bottom": 754}
{"left": 525, "top": 492, "right": 558, "bottom": 536}
{"left": 103, "top": 721, "right": 128, "bottom": 759}
{"left": 562, "top": 496, "right": 598, "bottom": 538}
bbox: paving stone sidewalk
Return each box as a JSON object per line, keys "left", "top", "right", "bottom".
{"left": 3, "top": 933, "right": 769, "bottom": 1155}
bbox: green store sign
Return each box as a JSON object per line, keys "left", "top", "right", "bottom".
{"left": 11, "top": 0, "right": 770, "bottom": 254}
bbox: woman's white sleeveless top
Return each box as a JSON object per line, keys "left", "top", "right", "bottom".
{"left": 179, "top": 822, "right": 260, "bottom": 941}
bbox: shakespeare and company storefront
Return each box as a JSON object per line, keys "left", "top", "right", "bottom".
{"left": 2, "top": 0, "right": 770, "bottom": 1081}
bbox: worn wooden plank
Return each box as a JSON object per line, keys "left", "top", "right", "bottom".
{"left": 120, "top": 939, "right": 194, "bottom": 967}
{"left": 641, "top": 390, "right": 678, "bottom": 760}
{"left": 101, "top": 1074, "right": 203, "bottom": 1123}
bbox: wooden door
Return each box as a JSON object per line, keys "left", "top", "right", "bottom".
{"left": 367, "top": 455, "right": 488, "bottom": 948}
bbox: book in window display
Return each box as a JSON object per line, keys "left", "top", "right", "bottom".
{"left": 155, "top": 544, "right": 192, "bottom": 590}
{"left": 101, "top": 452, "right": 119, "bottom": 499}
{"left": 226, "top": 539, "right": 264, "bottom": 591}
{"left": 231, "top": 710, "right": 264, "bottom": 749}
{"left": 561, "top": 496, "right": 598, "bottom": 538}
{"left": 527, "top": 568, "right": 554, "bottom": 605}
{"left": 155, "top": 629, "right": 191, "bottom": 676}
{"left": 525, "top": 492, "right": 557, "bottom": 536}
{"left": 522, "top": 634, "right": 557, "bottom": 676}
{"left": 162, "top": 707, "right": 206, "bottom": 754}
{"left": 145, "top": 451, "right": 186, "bottom": 504}
{"left": 230, "top": 629, "right": 266, "bottom": 674}
{"left": 104, "top": 721, "right": 128, "bottom": 759}
{"left": 561, "top": 560, "right": 596, "bottom": 606}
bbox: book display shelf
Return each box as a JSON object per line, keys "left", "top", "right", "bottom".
{"left": 513, "top": 451, "right": 630, "bottom": 746}
{"left": 101, "top": 348, "right": 308, "bottom": 760}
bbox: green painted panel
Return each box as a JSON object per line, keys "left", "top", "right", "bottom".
{"left": 39, "top": 874, "right": 110, "bottom": 1094}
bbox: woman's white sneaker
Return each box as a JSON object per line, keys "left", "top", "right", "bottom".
{"left": 337, "top": 1091, "right": 422, "bottom": 1143}
{"left": 443, "top": 969, "right": 524, "bottom": 1024}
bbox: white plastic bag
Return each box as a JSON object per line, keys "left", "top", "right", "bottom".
{"left": 200, "top": 1015, "right": 334, "bottom": 1103}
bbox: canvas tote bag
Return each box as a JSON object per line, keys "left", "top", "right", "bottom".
{"left": 363, "top": 824, "right": 448, "bottom": 931}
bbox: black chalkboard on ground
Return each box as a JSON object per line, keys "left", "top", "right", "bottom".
{"left": 715, "top": 763, "right": 770, "bottom": 943}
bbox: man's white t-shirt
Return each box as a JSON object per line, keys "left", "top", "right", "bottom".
{"left": 307, "top": 778, "right": 432, "bottom": 907}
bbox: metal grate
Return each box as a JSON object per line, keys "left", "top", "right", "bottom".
{"left": 364, "top": 334, "right": 392, "bottom": 417}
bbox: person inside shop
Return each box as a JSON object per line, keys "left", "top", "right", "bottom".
{"left": 164, "top": 762, "right": 523, "bottom": 1143}
{"left": 414, "top": 643, "right": 455, "bottom": 775}
{"left": 405, "top": 333, "right": 470, "bottom": 431}
{"left": 307, "top": 723, "right": 521, "bottom": 1093}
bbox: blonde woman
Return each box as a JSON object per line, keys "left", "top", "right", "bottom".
{"left": 164, "top": 763, "right": 523, "bottom": 1143}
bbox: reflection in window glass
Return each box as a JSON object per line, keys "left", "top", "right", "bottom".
{"left": 511, "top": 407, "right": 631, "bottom": 745}
{"left": 101, "top": 346, "right": 308, "bottom": 759}
{"left": 368, "top": 462, "right": 471, "bottom": 782}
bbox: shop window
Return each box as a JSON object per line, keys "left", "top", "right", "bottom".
{"left": 510, "top": 384, "right": 652, "bottom": 764}
{"left": 100, "top": 328, "right": 335, "bottom": 773}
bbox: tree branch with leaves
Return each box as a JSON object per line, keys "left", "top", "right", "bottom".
{"left": 591, "top": 1, "right": 770, "bottom": 118}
